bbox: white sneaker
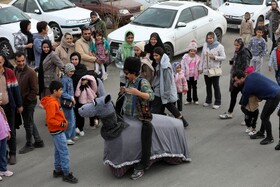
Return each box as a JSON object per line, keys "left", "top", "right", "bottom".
{"left": 248, "top": 130, "right": 257, "bottom": 136}
{"left": 79, "top": 131, "right": 85, "bottom": 137}
{"left": 212, "top": 105, "right": 220, "bottom": 109}
{"left": 94, "top": 119, "right": 99, "bottom": 126}
{"left": 184, "top": 101, "right": 190, "bottom": 105}
{"left": 194, "top": 101, "right": 199, "bottom": 105}
{"left": 102, "top": 73, "right": 108, "bottom": 80}
{"left": 203, "top": 103, "right": 210, "bottom": 107}
{"left": 219, "top": 112, "right": 233, "bottom": 119}
{"left": 245, "top": 127, "right": 251, "bottom": 133}
{"left": 0, "top": 176, "right": 2, "bottom": 181}
{"left": 241, "top": 121, "right": 246, "bottom": 126}
{"left": 0, "top": 170, "right": 13, "bottom": 177}
{"left": 67, "top": 139, "right": 75, "bottom": 145}
{"left": 72, "top": 136, "right": 79, "bottom": 141}
{"left": 75, "top": 128, "right": 80, "bottom": 134}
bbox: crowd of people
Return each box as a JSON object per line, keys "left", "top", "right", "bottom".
{"left": 1, "top": 4, "right": 280, "bottom": 182}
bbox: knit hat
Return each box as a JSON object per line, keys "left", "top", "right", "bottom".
{"left": 123, "top": 57, "right": 141, "bottom": 74}
{"left": 172, "top": 61, "right": 181, "bottom": 73}
{"left": 244, "top": 66, "right": 254, "bottom": 75}
{"left": 187, "top": 40, "right": 198, "bottom": 51}
{"left": 134, "top": 41, "right": 145, "bottom": 52}
{"left": 64, "top": 63, "right": 75, "bottom": 73}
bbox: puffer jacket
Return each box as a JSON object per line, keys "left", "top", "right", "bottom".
{"left": 75, "top": 75, "right": 98, "bottom": 104}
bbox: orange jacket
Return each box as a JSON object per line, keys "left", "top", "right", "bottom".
{"left": 40, "top": 96, "right": 68, "bottom": 135}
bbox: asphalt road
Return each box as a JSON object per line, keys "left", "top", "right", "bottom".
{"left": 2, "top": 29, "right": 280, "bottom": 187}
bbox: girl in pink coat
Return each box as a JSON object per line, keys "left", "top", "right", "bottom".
{"left": 75, "top": 75, "right": 98, "bottom": 105}
{"left": 173, "top": 62, "right": 188, "bottom": 112}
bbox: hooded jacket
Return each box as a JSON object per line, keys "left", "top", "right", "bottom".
{"left": 75, "top": 75, "right": 98, "bottom": 104}
{"left": 41, "top": 96, "right": 68, "bottom": 135}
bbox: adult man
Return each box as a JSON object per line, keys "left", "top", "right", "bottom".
{"left": 75, "top": 26, "right": 97, "bottom": 71}
{"left": 88, "top": 11, "right": 107, "bottom": 39}
{"left": 0, "top": 54, "right": 23, "bottom": 165}
{"left": 233, "top": 70, "right": 280, "bottom": 146}
{"left": 14, "top": 52, "right": 44, "bottom": 154}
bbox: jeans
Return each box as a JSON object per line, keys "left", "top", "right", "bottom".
{"left": 0, "top": 138, "right": 7, "bottom": 171}
{"left": 177, "top": 93, "right": 183, "bottom": 112}
{"left": 260, "top": 92, "right": 280, "bottom": 138}
{"left": 204, "top": 75, "right": 221, "bottom": 105}
{"left": 2, "top": 105, "right": 16, "bottom": 156}
{"left": 187, "top": 77, "right": 198, "bottom": 102}
{"left": 151, "top": 96, "right": 181, "bottom": 118}
{"left": 250, "top": 56, "right": 263, "bottom": 73}
{"left": 228, "top": 85, "right": 242, "bottom": 113}
{"left": 275, "top": 67, "right": 280, "bottom": 86}
{"left": 62, "top": 107, "right": 76, "bottom": 139}
{"left": 52, "top": 132, "right": 70, "bottom": 175}
{"left": 22, "top": 100, "right": 42, "bottom": 146}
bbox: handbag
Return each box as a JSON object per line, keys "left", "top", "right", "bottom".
{"left": 61, "top": 99, "right": 74, "bottom": 108}
{"left": 206, "top": 51, "right": 222, "bottom": 77}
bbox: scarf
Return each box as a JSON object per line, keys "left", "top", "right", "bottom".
{"left": 121, "top": 31, "right": 134, "bottom": 61}
{"left": 20, "top": 20, "right": 34, "bottom": 61}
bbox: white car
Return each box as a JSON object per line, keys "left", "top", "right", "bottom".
{"left": 10, "top": 0, "right": 92, "bottom": 41}
{"left": 217, "top": 0, "right": 276, "bottom": 29}
{"left": 108, "top": 1, "right": 227, "bottom": 60}
{"left": 0, "top": 3, "right": 54, "bottom": 59}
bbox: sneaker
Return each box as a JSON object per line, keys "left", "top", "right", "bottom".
{"left": 0, "top": 176, "right": 2, "bottom": 181}
{"left": 53, "top": 170, "right": 63, "bottom": 178}
{"left": 79, "top": 131, "right": 85, "bottom": 137}
{"left": 19, "top": 145, "right": 35, "bottom": 154}
{"left": 8, "top": 155, "right": 16, "bottom": 165}
{"left": 194, "top": 101, "right": 199, "bottom": 105}
{"left": 102, "top": 73, "right": 108, "bottom": 80}
{"left": 72, "top": 136, "right": 79, "bottom": 141}
{"left": 245, "top": 127, "right": 251, "bottom": 133}
{"left": 63, "top": 172, "right": 78, "bottom": 184}
{"left": 275, "top": 141, "right": 280, "bottom": 150}
{"left": 75, "top": 128, "right": 80, "bottom": 134}
{"left": 0, "top": 170, "right": 13, "bottom": 177}
{"left": 33, "top": 141, "right": 44, "bottom": 148}
{"left": 240, "top": 121, "right": 246, "bottom": 126}
{"left": 94, "top": 119, "right": 99, "bottom": 126}
{"left": 260, "top": 137, "right": 274, "bottom": 145}
{"left": 248, "top": 130, "right": 257, "bottom": 136}
{"left": 250, "top": 131, "right": 265, "bottom": 139}
{"left": 212, "top": 105, "right": 220, "bottom": 109}
{"left": 67, "top": 140, "right": 75, "bottom": 145}
{"left": 203, "top": 103, "right": 210, "bottom": 107}
{"left": 130, "top": 169, "right": 144, "bottom": 180}
{"left": 219, "top": 112, "right": 233, "bottom": 119}
{"left": 184, "top": 101, "right": 190, "bottom": 105}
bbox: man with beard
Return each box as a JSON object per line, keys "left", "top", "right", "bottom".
{"left": 14, "top": 52, "right": 44, "bottom": 154}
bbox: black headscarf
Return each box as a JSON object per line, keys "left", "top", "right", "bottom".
{"left": 0, "top": 53, "right": 14, "bottom": 70}
{"left": 144, "top": 32, "right": 165, "bottom": 68}
{"left": 70, "top": 51, "right": 88, "bottom": 90}
{"left": 20, "top": 20, "right": 34, "bottom": 61}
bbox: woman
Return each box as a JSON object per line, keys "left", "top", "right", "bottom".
{"left": 198, "top": 32, "right": 226, "bottom": 109}
{"left": 151, "top": 47, "right": 189, "bottom": 127}
{"left": 55, "top": 33, "right": 75, "bottom": 65}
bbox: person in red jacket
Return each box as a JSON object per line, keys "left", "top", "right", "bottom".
{"left": 40, "top": 81, "right": 78, "bottom": 184}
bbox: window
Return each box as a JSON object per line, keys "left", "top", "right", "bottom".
{"left": 12, "top": 0, "right": 25, "bottom": 10}
{"left": 178, "top": 8, "right": 193, "bottom": 23}
{"left": 191, "top": 6, "right": 207, "bottom": 20}
{"left": 26, "top": 0, "right": 39, "bottom": 13}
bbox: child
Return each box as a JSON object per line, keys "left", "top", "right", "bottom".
{"left": 240, "top": 12, "right": 254, "bottom": 47}
{"left": 173, "top": 62, "right": 188, "bottom": 112}
{"left": 60, "top": 63, "right": 78, "bottom": 145}
{"left": 116, "top": 30, "right": 135, "bottom": 86}
{"left": 89, "top": 30, "right": 110, "bottom": 80}
{"left": 0, "top": 97, "right": 13, "bottom": 181}
{"left": 254, "top": 18, "right": 268, "bottom": 42}
{"left": 40, "top": 81, "right": 78, "bottom": 184}
{"left": 181, "top": 40, "right": 200, "bottom": 105}
{"left": 268, "top": 37, "right": 280, "bottom": 85}
{"left": 248, "top": 26, "right": 267, "bottom": 73}
{"left": 75, "top": 75, "right": 98, "bottom": 132}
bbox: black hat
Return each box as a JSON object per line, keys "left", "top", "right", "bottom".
{"left": 123, "top": 57, "right": 141, "bottom": 74}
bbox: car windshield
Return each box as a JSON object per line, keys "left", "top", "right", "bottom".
{"left": 132, "top": 8, "right": 177, "bottom": 28}
{"left": 0, "top": 6, "right": 30, "bottom": 25}
{"left": 38, "top": 0, "right": 75, "bottom": 12}
{"left": 227, "top": 0, "right": 263, "bottom": 5}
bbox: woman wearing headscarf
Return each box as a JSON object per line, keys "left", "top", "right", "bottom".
{"left": 14, "top": 20, "right": 35, "bottom": 66}
{"left": 198, "top": 32, "right": 226, "bottom": 109}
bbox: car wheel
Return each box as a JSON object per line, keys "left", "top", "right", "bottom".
{"left": 164, "top": 43, "right": 174, "bottom": 61}
{"left": 49, "top": 23, "right": 62, "bottom": 41}
{"left": 0, "top": 40, "right": 14, "bottom": 59}
{"left": 214, "top": 28, "right": 222, "bottom": 43}
{"left": 103, "top": 14, "right": 116, "bottom": 29}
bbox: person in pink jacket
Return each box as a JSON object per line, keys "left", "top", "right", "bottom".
{"left": 173, "top": 62, "right": 188, "bottom": 112}
{"left": 181, "top": 40, "right": 200, "bottom": 105}
{"left": 75, "top": 75, "right": 97, "bottom": 105}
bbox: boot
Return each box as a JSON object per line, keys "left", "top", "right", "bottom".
{"left": 180, "top": 116, "right": 189, "bottom": 128}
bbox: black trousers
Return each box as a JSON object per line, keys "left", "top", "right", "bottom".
{"left": 151, "top": 96, "right": 181, "bottom": 118}
{"left": 74, "top": 103, "right": 85, "bottom": 131}
{"left": 228, "top": 85, "right": 243, "bottom": 113}
{"left": 204, "top": 75, "right": 221, "bottom": 105}
{"left": 177, "top": 93, "right": 183, "bottom": 112}
{"left": 241, "top": 107, "right": 259, "bottom": 129}
{"left": 187, "top": 77, "right": 198, "bottom": 102}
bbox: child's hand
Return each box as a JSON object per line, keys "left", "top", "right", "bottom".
{"left": 105, "top": 51, "right": 108, "bottom": 54}
{"left": 81, "top": 79, "right": 88, "bottom": 85}
{"left": 125, "top": 87, "right": 139, "bottom": 96}
{"left": 198, "top": 70, "right": 203, "bottom": 74}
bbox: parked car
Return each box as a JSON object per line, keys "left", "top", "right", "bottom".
{"left": 217, "top": 0, "right": 276, "bottom": 29}
{"left": 0, "top": 3, "right": 54, "bottom": 59}
{"left": 10, "top": 0, "right": 92, "bottom": 41}
{"left": 69, "top": 0, "right": 143, "bottom": 29}
{"left": 134, "top": 0, "right": 169, "bottom": 10}
{"left": 108, "top": 1, "right": 227, "bottom": 60}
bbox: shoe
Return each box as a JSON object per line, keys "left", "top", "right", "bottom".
{"left": 102, "top": 73, "right": 108, "bottom": 80}
{"left": 94, "top": 119, "right": 99, "bottom": 126}
{"left": 53, "top": 170, "right": 63, "bottom": 178}
{"left": 130, "top": 169, "right": 144, "bottom": 180}
{"left": 219, "top": 112, "right": 232, "bottom": 119}
{"left": 63, "top": 172, "right": 78, "bottom": 184}
{"left": 79, "top": 131, "right": 85, "bottom": 137}
{"left": 203, "top": 103, "right": 210, "bottom": 107}
{"left": 0, "top": 170, "right": 13, "bottom": 177}
{"left": 33, "top": 141, "right": 45, "bottom": 148}
{"left": 260, "top": 137, "right": 274, "bottom": 145}
{"left": 75, "top": 128, "right": 80, "bottom": 134}
{"left": 181, "top": 117, "right": 189, "bottom": 128}
{"left": 67, "top": 140, "right": 75, "bottom": 145}
{"left": 194, "top": 101, "right": 199, "bottom": 105}
{"left": 275, "top": 141, "right": 280, "bottom": 150}
{"left": 19, "top": 145, "right": 35, "bottom": 154}
{"left": 0, "top": 176, "right": 2, "bottom": 181}
{"left": 248, "top": 130, "right": 257, "bottom": 136}
{"left": 72, "top": 136, "right": 79, "bottom": 141}
{"left": 250, "top": 131, "right": 265, "bottom": 139}
{"left": 245, "top": 127, "right": 251, "bottom": 133}
{"left": 184, "top": 101, "right": 190, "bottom": 105}
{"left": 212, "top": 105, "right": 220, "bottom": 109}
{"left": 240, "top": 121, "right": 246, "bottom": 126}
{"left": 8, "top": 155, "right": 16, "bottom": 165}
